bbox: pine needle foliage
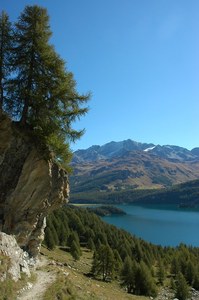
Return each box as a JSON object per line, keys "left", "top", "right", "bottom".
{"left": 0, "top": 5, "right": 90, "bottom": 166}
{"left": 0, "top": 11, "right": 13, "bottom": 111}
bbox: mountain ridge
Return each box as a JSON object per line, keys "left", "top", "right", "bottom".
{"left": 70, "top": 139, "right": 199, "bottom": 196}
{"left": 72, "top": 139, "right": 199, "bottom": 163}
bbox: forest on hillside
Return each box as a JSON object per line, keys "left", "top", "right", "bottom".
{"left": 44, "top": 205, "right": 199, "bottom": 298}
{"left": 70, "top": 179, "right": 199, "bottom": 206}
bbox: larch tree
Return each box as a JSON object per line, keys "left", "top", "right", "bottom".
{"left": 4, "top": 5, "right": 89, "bottom": 164}
{"left": 92, "top": 244, "right": 115, "bottom": 281}
{"left": 157, "top": 260, "right": 165, "bottom": 285}
{"left": 134, "top": 261, "right": 157, "bottom": 297}
{"left": 44, "top": 227, "right": 56, "bottom": 250}
{"left": 70, "top": 240, "right": 82, "bottom": 261}
{"left": 0, "top": 11, "right": 13, "bottom": 112}
{"left": 175, "top": 272, "right": 189, "bottom": 300}
{"left": 120, "top": 256, "right": 136, "bottom": 293}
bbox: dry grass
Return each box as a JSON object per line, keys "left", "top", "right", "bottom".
{"left": 0, "top": 254, "right": 36, "bottom": 300}
{"left": 41, "top": 246, "right": 148, "bottom": 300}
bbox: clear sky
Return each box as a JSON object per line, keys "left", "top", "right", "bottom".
{"left": 1, "top": 0, "right": 199, "bottom": 150}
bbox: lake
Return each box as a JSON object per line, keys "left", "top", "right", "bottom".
{"left": 102, "top": 204, "right": 199, "bottom": 247}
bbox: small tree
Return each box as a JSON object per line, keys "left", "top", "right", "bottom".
{"left": 185, "top": 260, "right": 196, "bottom": 285}
{"left": 92, "top": 244, "right": 115, "bottom": 281}
{"left": 175, "top": 272, "right": 189, "bottom": 300}
{"left": 120, "top": 256, "right": 136, "bottom": 293}
{"left": 70, "top": 240, "right": 81, "bottom": 261}
{"left": 193, "top": 271, "right": 199, "bottom": 290}
{"left": 44, "top": 227, "right": 56, "bottom": 250}
{"left": 58, "top": 222, "right": 69, "bottom": 246}
{"left": 157, "top": 260, "right": 165, "bottom": 285}
{"left": 67, "top": 231, "right": 79, "bottom": 247}
{"left": 134, "top": 261, "right": 157, "bottom": 297}
{"left": 113, "top": 249, "right": 122, "bottom": 274}
{"left": 133, "top": 240, "right": 143, "bottom": 262}
{"left": 87, "top": 237, "right": 95, "bottom": 251}
{"left": 171, "top": 255, "right": 181, "bottom": 275}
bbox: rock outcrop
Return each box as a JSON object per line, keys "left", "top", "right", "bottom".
{"left": 0, "top": 232, "right": 31, "bottom": 281}
{"left": 0, "top": 114, "right": 69, "bottom": 257}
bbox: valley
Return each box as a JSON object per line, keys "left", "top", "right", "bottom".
{"left": 1, "top": 2, "right": 199, "bottom": 299}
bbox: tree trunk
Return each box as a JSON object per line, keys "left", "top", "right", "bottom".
{"left": 20, "top": 98, "right": 29, "bottom": 125}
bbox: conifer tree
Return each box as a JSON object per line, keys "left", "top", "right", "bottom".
{"left": 171, "top": 255, "right": 180, "bottom": 275}
{"left": 70, "top": 240, "right": 81, "bottom": 261}
{"left": 134, "top": 261, "right": 157, "bottom": 297}
{"left": 157, "top": 260, "right": 165, "bottom": 285}
{"left": 6, "top": 6, "right": 52, "bottom": 120}
{"left": 0, "top": 11, "right": 13, "bottom": 112}
{"left": 133, "top": 240, "right": 143, "bottom": 262}
{"left": 4, "top": 5, "right": 89, "bottom": 163}
{"left": 193, "top": 271, "right": 199, "bottom": 290}
{"left": 113, "top": 249, "right": 122, "bottom": 274}
{"left": 185, "top": 260, "right": 195, "bottom": 285}
{"left": 175, "top": 272, "right": 189, "bottom": 300}
{"left": 50, "top": 224, "right": 59, "bottom": 245}
{"left": 44, "top": 227, "right": 56, "bottom": 250}
{"left": 87, "top": 237, "right": 95, "bottom": 251}
{"left": 58, "top": 222, "right": 69, "bottom": 246}
{"left": 120, "top": 256, "right": 136, "bottom": 293}
{"left": 67, "top": 231, "right": 80, "bottom": 247}
{"left": 46, "top": 216, "right": 59, "bottom": 245}
{"left": 92, "top": 244, "right": 115, "bottom": 281}
{"left": 170, "top": 277, "right": 176, "bottom": 290}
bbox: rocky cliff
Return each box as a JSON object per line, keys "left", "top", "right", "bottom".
{"left": 0, "top": 232, "right": 31, "bottom": 282}
{"left": 0, "top": 114, "right": 69, "bottom": 258}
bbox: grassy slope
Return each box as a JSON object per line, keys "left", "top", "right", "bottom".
{"left": 41, "top": 246, "right": 148, "bottom": 300}
{"left": 70, "top": 151, "right": 199, "bottom": 194}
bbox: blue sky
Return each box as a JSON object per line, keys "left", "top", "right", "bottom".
{"left": 1, "top": 0, "right": 199, "bottom": 150}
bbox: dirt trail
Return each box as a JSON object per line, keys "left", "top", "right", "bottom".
{"left": 17, "top": 256, "right": 56, "bottom": 300}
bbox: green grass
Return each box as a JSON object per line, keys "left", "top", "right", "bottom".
{"left": 42, "top": 246, "right": 148, "bottom": 300}
{"left": 43, "top": 273, "right": 79, "bottom": 300}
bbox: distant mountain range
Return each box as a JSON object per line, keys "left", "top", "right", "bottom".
{"left": 70, "top": 139, "right": 199, "bottom": 199}
{"left": 73, "top": 139, "right": 199, "bottom": 163}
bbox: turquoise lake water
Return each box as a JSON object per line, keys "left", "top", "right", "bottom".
{"left": 102, "top": 204, "right": 199, "bottom": 247}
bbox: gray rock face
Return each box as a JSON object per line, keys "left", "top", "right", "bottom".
{"left": 156, "top": 287, "right": 199, "bottom": 300}
{"left": 0, "top": 115, "right": 69, "bottom": 257}
{"left": 0, "top": 232, "right": 31, "bottom": 281}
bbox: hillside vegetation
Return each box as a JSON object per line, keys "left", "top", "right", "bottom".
{"left": 70, "top": 179, "right": 199, "bottom": 206}
{"left": 43, "top": 205, "right": 199, "bottom": 299}
{"left": 41, "top": 246, "right": 148, "bottom": 300}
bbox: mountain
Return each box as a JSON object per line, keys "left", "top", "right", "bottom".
{"left": 73, "top": 139, "right": 199, "bottom": 163}
{"left": 191, "top": 147, "right": 199, "bottom": 157}
{"left": 72, "top": 139, "right": 155, "bottom": 162}
{"left": 70, "top": 139, "right": 199, "bottom": 198}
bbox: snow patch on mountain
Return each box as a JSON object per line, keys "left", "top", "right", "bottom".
{"left": 144, "top": 146, "right": 156, "bottom": 152}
